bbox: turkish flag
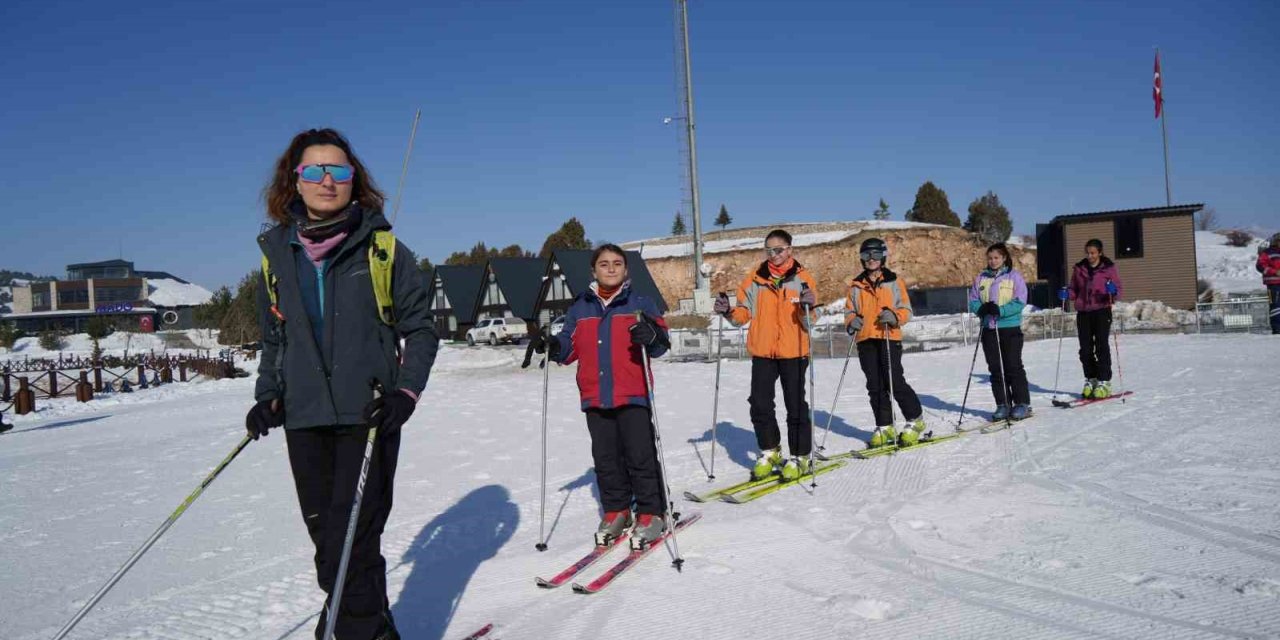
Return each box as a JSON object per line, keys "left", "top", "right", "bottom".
{"left": 1153, "top": 52, "right": 1163, "bottom": 119}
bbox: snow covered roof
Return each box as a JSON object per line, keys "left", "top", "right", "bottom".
{"left": 146, "top": 278, "right": 213, "bottom": 308}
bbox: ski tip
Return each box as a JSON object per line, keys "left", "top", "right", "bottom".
{"left": 682, "top": 491, "right": 705, "bottom": 503}
{"left": 535, "top": 577, "right": 555, "bottom": 588}
{"left": 720, "top": 493, "right": 743, "bottom": 504}
{"left": 570, "top": 583, "right": 591, "bottom": 594}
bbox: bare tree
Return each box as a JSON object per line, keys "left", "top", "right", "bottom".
{"left": 1195, "top": 206, "right": 1219, "bottom": 231}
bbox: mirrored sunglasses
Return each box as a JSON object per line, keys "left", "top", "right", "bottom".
{"left": 296, "top": 163, "right": 355, "bottom": 184}
{"left": 764, "top": 246, "right": 791, "bottom": 257}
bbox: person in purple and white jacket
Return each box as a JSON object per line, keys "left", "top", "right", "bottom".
{"left": 1058, "top": 238, "right": 1123, "bottom": 399}
{"left": 967, "top": 242, "right": 1031, "bottom": 421}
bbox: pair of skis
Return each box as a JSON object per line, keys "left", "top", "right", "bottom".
{"left": 682, "top": 460, "right": 846, "bottom": 505}
{"left": 534, "top": 513, "right": 701, "bottom": 594}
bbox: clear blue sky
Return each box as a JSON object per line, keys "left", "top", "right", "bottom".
{"left": 3, "top": 0, "right": 1277, "bottom": 290}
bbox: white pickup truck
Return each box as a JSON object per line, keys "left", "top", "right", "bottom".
{"left": 466, "top": 317, "right": 529, "bottom": 346}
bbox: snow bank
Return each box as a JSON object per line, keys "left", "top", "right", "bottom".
{"left": 3, "top": 332, "right": 171, "bottom": 358}
{"left": 1196, "top": 230, "right": 1268, "bottom": 295}
{"left": 146, "top": 278, "right": 213, "bottom": 307}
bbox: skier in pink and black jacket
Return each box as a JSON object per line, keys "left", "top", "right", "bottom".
{"left": 1057, "top": 238, "right": 1123, "bottom": 399}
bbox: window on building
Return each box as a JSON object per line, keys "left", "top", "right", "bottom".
{"left": 96, "top": 286, "right": 141, "bottom": 302}
{"left": 59, "top": 289, "right": 90, "bottom": 304}
{"left": 33, "top": 292, "right": 49, "bottom": 308}
{"left": 1114, "top": 217, "right": 1144, "bottom": 258}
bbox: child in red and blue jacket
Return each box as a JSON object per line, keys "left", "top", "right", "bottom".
{"left": 529, "top": 244, "right": 671, "bottom": 548}
{"left": 1258, "top": 233, "right": 1280, "bottom": 334}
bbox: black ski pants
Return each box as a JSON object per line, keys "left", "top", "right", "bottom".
{"left": 981, "top": 326, "right": 1030, "bottom": 407}
{"left": 1269, "top": 285, "right": 1280, "bottom": 334}
{"left": 1076, "top": 308, "right": 1113, "bottom": 381}
{"left": 857, "top": 339, "right": 922, "bottom": 427}
{"left": 586, "top": 406, "right": 666, "bottom": 516}
{"left": 286, "top": 425, "right": 400, "bottom": 640}
{"left": 748, "top": 356, "right": 812, "bottom": 457}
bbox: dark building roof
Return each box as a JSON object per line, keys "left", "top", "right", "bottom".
{"left": 135, "top": 270, "right": 189, "bottom": 284}
{"left": 549, "top": 250, "right": 668, "bottom": 313}
{"left": 486, "top": 258, "right": 546, "bottom": 320}
{"left": 1048, "top": 203, "right": 1203, "bottom": 225}
{"left": 432, "top": 265, "right": 485, "bottom": 324}
{"left": 66, "top": 259, "right": 134, "bottom": 270}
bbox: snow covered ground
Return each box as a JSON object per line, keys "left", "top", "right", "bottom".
{"left": 1197, "top": 231, "right": 1270, "bottom": 295}
{"left": 4, "top": 334, "right": 1280, "bottom": 639}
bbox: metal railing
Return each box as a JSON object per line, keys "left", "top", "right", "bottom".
{"left": 1195, "top": 297, "right": 1271, "bottom": 334}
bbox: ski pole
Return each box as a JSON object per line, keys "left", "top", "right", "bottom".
{"left": 819, "top": 339, "right": 857, "bottom": 450}
{"left": 521, "top": 330, "right": 551, "bottom": 551}
{"left": 884, "top": 327, "right": 896, "bottom": 427}
{"left": 955, "top": 319, "right": 984, "bottom": 429}
{"left": 537, "top": 340, "right": 550, "bottom": 551}
{"left": 802, "top": 295, "right": 817, "bottom": 488}
{"left": 1110, "top": 294, "right": 1125, "bottom": 402}
{"left": 708, "top": 305, "right": 724, "bottom": 480}
{"left": 323, "top": 420, "right": 380, "bottom": 640}
{"left": 634, "top": 311, "right": 683, "bottom": 570}
{"left": 992, "top": 313, "right": 1010, "bottom": 426}
{"left": 1050, "top": 297, "right": 1068, "bottom": 404}
{"left": 52, "top": 435, "right": 253, "bottom": 640}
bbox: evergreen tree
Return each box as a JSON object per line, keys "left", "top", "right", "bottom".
{"left": 539, "top": 217, "right": 591, "bottom": 257}
{"left": 873, "top": 198, "right": 891, "bottom": 221}
{"left": 964, "top": 191, "right": 1013, "bottom": 243}
{"left": 905, "top": 181, "right": 961, "bottom": 227}
{"left": 0, "top": 321, "right": 18, "bottom": 349}
{"left": 714, "top": 204, "right": 733, "bottom": 230}
{"left": 671, "top": 211, "right": 687, "bottom": 236}
{"left": 218, "top": 270, "right": 262, "bottom": 346}
{"left": 418, "top": 256, "right": 434, "bottom": 273}
{"left": 194, "top": 286, "right": 232, "bottom": 330}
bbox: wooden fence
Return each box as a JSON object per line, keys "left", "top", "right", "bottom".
{"left": 0, "top": 354, "right": 237, "bottom": 416}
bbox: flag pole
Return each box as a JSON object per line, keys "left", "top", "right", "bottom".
{"left": 1157, "top": 47, "right": 1172, "bottom": 206}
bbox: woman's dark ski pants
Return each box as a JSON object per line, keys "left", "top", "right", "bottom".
{"left": 287, "top": 425, "right": 400, "bottom": 640}
{"left": 981, "top": 326, "right": 1031, "bottom": 407}
{"left": 857, "top": 339, "right": 922, "bottom": 427}
{"left": 748, "top": 356, "right": 812, "bottom": 457}
{"left": 1076, "top": 308, "right": 1113, "bottom": 381}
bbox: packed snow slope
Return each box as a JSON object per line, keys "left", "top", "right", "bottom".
{"left": 4, "top": 334, "right": 1280, "bottom": 639}
{"left": 1196, "top": 230, "right": 1270, "bottom": 295}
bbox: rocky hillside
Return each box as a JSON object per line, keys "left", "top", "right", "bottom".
{"left": 623, "top": 220, "right": 1038, "bottom": 310}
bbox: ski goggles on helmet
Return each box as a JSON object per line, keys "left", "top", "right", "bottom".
{"left": 859, "top": 249, "right": 887, "bottom": 262}
{"left": 295, "top": 163, "right": 355, "bottom": 184}
{"left": 764, "top": 245, "right": 791, "bottom": 257}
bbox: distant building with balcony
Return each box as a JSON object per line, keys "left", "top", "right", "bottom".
{"left": 2, "top": 259, "right": 212, "bottom": 333}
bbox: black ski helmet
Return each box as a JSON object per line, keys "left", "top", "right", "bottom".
{"left": 859, "top": 237, "right": 888, "bottom": 265}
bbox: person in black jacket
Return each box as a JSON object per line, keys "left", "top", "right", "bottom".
{"left": 245, "top": 128, "right": 438, "bottom": 640}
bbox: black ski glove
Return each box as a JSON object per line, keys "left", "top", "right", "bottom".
{"left": 978, "top": 301, "right": 1001, "bottom": 318}
{"left": 630, "top": 314, "right": 670, "bottom": 349}
{"left": 523, "top": 330, "right": 562, "bottom": 368}
{"left": 363, "top": 392, "right": 416, "bottom": 434}
{"left": 245, "top": 399, "right": 284, "bottom": 440}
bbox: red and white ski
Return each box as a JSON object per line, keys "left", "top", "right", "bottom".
{"left": 457, "top": 622, "right": 497, "bottom": 639}
{"left": 570, "top": 513, "right": 701, "bottom": 594}
{"left": 1052, "top": 391, "right": 1134, "bottom": 408}
{"left": 535, "top": 533, "right": 630, "bottom": 589}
